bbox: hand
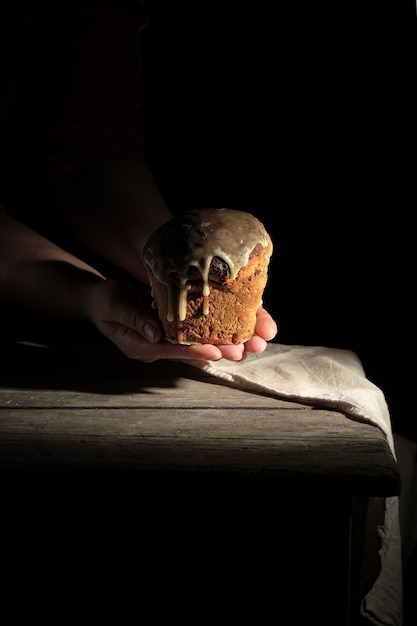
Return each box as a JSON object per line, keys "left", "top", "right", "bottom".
{"left": 86, "top": 280, "right": 278, "bottom": 363}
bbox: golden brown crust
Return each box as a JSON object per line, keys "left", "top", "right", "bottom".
{"left": 147, "top": 241, "right": 272, "bottom": 345}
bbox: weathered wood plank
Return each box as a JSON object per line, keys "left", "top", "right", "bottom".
{"left": 0, "top": 405, "right": 375, "bottom": 435}
{"left": 0, "top": 405, "right": 398, "bottom": 492}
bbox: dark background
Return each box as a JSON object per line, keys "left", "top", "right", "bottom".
{"left": 139, "top": 2, "right": 415, "bottom": 440}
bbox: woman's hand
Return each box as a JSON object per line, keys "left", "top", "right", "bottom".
{"left": 86, "top": 279, "right": 278, "bottom": 364}
{"left": 243, "top": 305, "right": 278, "bottom": 355}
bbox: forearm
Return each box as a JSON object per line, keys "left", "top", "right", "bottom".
{"left": 48, "top": 155, "right": 173, "bottom": 284}
{"left": 0, "top": 213, "right": 104, "bottom": 318}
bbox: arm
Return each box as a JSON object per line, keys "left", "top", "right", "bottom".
{"left": 34, "top": 2, "right": 172, "bottom": 284}
{"left": 48, "top": 153, "right": 173, "bottom": 285}
{"left": 0, "top": 210, "right": 104, "bottom": 318}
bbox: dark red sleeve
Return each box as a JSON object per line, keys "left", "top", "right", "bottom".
{"left": 35, "top": 0, "right": 149, "bottom": 174}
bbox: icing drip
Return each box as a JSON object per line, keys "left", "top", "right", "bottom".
{"left": 144, "top": 208, "right": 272, "bottom": 322}
{"left": 178, "top": 277, "right": 191, "bottom": 322}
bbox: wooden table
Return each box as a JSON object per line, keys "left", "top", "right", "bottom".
{"left": 0, "top": 337, "right": 400, "bottom": 625}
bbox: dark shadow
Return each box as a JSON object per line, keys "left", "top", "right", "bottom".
{"left": 0, "top": 314, "right": 193, "bottom": 395}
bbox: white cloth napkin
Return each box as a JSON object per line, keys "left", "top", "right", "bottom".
{"left": 186, "top": 342, "right": 402, "bottom": 626}
{"left": 188, "top": 342, "right": 395, "bottom": 455}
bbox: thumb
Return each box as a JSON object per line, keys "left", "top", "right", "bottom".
{"left": 118, "top": 286, "right": 163, "bottom": 344}
{"left": 94, "top": 279, "right": 164, "bottom": 344}
{"left": 129, "top": 309, "right": 163, "bottom": 344}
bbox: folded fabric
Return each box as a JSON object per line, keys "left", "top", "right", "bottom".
{"left": 185, "top": 342, "right": 402, "bottom": 626}
{"left": 187, "top": 342, "right": 395, "bottom": 456}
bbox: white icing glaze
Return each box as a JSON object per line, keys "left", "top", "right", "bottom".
{"left": 144, "top": 208, "right": 272, "bottom": 322}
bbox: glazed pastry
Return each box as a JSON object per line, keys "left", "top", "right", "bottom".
{"left": 143, "top": 208, "right": 273, "bottom": 345}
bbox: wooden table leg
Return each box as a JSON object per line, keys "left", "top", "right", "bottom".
{"left": 349, "top": 497, "right": 386, "bottom": 625}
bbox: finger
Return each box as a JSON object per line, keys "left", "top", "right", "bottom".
{"left": 255, "top": 305, "right": 278, "bottom": 341}
{"left": 114, "top": 328, "right": 224, "bottom": 363}
{"left": 216, "top": 344, "right": 245, "bottom": 361}
{"left": 154, "top": 341, "right": 245, "bottom": 363}
{"left": 244, "top": 335, "right": 268, "bottom": 354}
{"left": 159, "top": 342, "right": 224, "bottom": 362}
{"left": 104, "top": 281, "right": 164, "bottom": 344}
{"left": 114, "top": 310, "right": 163, "bottom": 345}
